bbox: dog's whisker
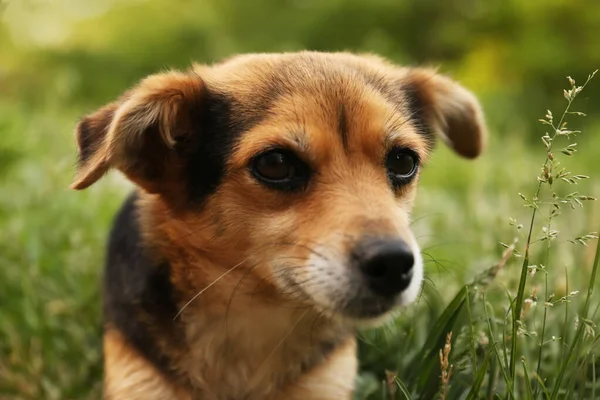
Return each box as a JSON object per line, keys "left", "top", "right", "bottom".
{"left": 274, "top": 255, "right": 311, "bottom": 262}
{"left": 173, "top": 260, "right": 246, "bottom": 320}
{"left": 275, "top": 241, "right": 330, "bottom": 263}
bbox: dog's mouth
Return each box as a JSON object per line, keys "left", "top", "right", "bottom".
{"left": 339, "top": 294, "right": 397, "bottom": 320}
{"left": 277, "top": 264, "right": 422, "bottom": 324}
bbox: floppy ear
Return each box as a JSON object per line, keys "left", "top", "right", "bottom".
{"left": 71, "top": 71, "right": 205, "bottom": 199}
{"left": 403, "top": 68, "right": 487, "bottom": 159}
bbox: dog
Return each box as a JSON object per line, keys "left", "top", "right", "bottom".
{"left": 70, "top": 51, "right": 486, "bottom": 399}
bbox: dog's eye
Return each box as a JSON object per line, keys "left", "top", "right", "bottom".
{"left": 251, "top": 149, "right": 310, "bottom": 191}
{"left": 255, "top": 152, "right": 292, "bottom": 180}
{"left": 386, "top": 147, "right": 419, "bottom": 186}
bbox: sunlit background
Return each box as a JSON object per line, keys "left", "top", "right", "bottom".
{"left": 1, "top": 1, "right": 599, "bottom": 399}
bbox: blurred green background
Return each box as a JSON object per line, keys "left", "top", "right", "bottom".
{"left": 1, "top": 0, "right": 599, "bottom": 398}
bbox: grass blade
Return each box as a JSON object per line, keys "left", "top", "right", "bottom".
{"left": 483, "top": 292, "right": 515, "bottom": 400}
{"left": 465, "top": 343, "right": 495, "bottom": 400}
{"left": 551, "top": 327, "right": 583, "bottom": 400}
{"left": 534, "top": 271, "right": 550, "bottom": 398}
{"left": 492, "top": 345, "right": 516, "bottom": 400}
{"left": 486, "top": 345, "right": 499, "bottom": 400}
{"left": 593, "top": 353, "right": 596, "bottom": 400}
{"left": 583, "top": 225, "right": 600, "bottom": 323}
{"left": 381, "top": 378, "right": 387, "bottom": 400}
{"left": 577, "top": 356, "right": 587, "bottom": 400}
{"left": 407, "top": 286, "right": 467, "bottom": 395}
{"left": 550, "top": 226, "right": 599, "bottom": 399}
{"left": 511, "top": 209, "right": 538, "bottom": 385}
{"left": 394, "top": 377, "right": 412, "bottom": 400}
{"left": 560, "top": 268, "right": 570, "bottom": 364}
{"left": 522, "top": 357, "right": 534, "bottom": 399}
{"left": 465, "top": 287, "right": 479, "bottom": 378}
{"left": 535, "top": 375, "right": 551, "bottom": 400}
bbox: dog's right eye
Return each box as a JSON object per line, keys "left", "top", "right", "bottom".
{"left": 250, "top": 149, "right": 311, "bottom": 191}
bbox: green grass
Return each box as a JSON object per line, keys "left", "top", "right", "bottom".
{"left": 0, "top": 74, "right": 599, "bottom": 399}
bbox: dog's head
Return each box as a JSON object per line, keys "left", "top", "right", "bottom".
{"left": 71, "top": 52, "right": 485, "bottom": 324}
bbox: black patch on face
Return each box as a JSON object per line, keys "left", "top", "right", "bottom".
{"left": 400, "top": 82, "right": 436, "bottom": 151}
{"left": 185, "top": 90, "right": 235, "bottom": 203}
{"left": 103, "top": 192, "right": 182, "bottom": 377}
{"left": 338, "top": 103, "right": 349, "bottom": 150}
{"left": 185, "top": 83, "right": 284, "bottom": 204}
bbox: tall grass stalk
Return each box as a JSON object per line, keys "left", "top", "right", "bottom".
{"left": 508, "top": 70, "right": 598, "bottom": 394}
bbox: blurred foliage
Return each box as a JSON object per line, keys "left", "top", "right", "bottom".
{"left": 2, "top": 0, "right": 600, "bottom": 140}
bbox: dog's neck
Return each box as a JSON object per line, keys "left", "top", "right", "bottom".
{"left": 179, "top": 290, "right": 350, "bottom": 398}
{"left": 140, "top": 196, "right": 354, "bottom": 398}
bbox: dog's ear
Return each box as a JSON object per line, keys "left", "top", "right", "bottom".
{"left": 403, "top": 68, "right": 486, "bottom": 159}
{"left": 71, "top": 71, "right": 205, "bottom": 198}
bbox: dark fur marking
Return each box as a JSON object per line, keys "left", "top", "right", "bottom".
{"left": 401, "top": 82, "right": 436, "bottom": 151}
{"left": 185, "top": 89, "right": 240, "bottom": 203}
{"left": 76, "top": 107, "right": 115, "bottom": 167}
{"left": 103, "top": 193, "right": 182, "bottom": 377}
{"left": 358, "top": 72, "right": 435, "bottom": 151}
{"left": 185, "top": 84, "right": 281, "bottom": 204}
{"left": 299, "top": 335, "right": 351, "bottom": 374}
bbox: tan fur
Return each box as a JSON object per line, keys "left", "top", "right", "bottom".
{"left": 274, "top": 339, "right": 357, "bottom": 400}
{"left": 72, "top": 51, "right": 486, "bottom": 399}
{"left": 103, "top": 329, "right": 188, "bottom": 400}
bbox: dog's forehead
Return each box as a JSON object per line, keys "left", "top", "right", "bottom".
{"left": 203, "top": 52, "right": 398, "bottom": 99}
{"left": 200, "top": 53, "right": 428, "bottom": 162}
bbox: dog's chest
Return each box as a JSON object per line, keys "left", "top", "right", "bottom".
{"left": 177, "top": 307, "right": 354, "bottom": 400}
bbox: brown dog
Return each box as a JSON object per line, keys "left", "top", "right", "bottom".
{"left": 71, "top": 51, "right": 486, "bottom": 399}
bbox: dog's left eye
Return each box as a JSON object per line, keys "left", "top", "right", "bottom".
{"left": 386, "top": 147, "right": 419, "bottom": 187}
{"left": 251, "top": 149, "right": 311, "bottom": 191}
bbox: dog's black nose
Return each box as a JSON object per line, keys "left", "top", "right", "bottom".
{"left": 354, "top": 239, "right": 414, "bottom": 297}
